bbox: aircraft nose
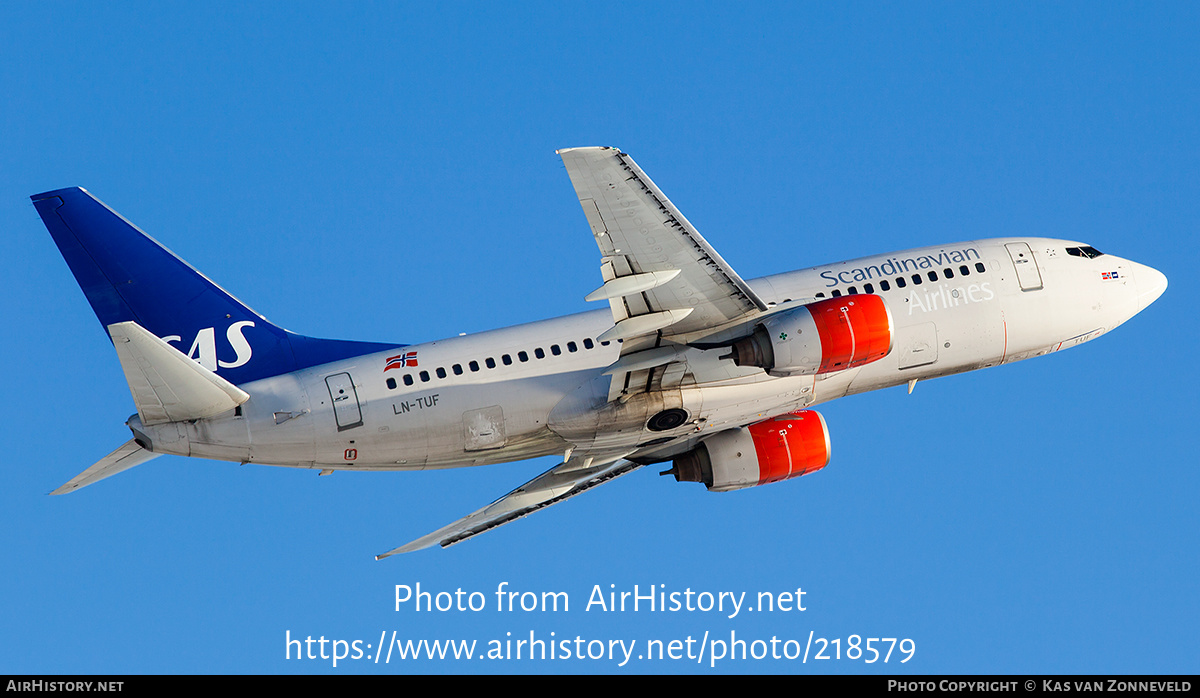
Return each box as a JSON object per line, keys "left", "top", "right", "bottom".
{"left": 1133, "top": 262, "right": 1168, "bottom": 312}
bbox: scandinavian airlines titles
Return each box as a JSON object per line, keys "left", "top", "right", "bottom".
{"left": 162, "top": 321, "right": 256, "bottom": 371}
{"left": 819, "top": 247, "right": 981, "bottom": 286}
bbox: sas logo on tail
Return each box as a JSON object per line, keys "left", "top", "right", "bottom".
{"left": 162, "top": 321, "right": 255, "bottom": 372}
{"left": 385, "top": 351, "right": 418, "bottom": 371}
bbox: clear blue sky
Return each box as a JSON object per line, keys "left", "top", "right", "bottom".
{"left": 2, "top": 2, "right": 1196, "bottom": 674}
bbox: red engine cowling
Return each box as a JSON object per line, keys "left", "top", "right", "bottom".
{"left": 731, "top": 294, "right": 893, "bottom": 376}
{"left": 666, "top": 411, "right": 831, "bottom": 492}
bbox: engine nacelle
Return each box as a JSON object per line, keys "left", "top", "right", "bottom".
{"left": 666, "top": 411, "right": 831, "bottom": 492}
{"left": 731, "top": 295, "right": 893, "bottom": 376}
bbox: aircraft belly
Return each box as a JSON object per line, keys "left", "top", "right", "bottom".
{"left": 692, "top": 379, "right": 813, "bottom": 432}
{"left": 550, "top": 375, "right": 704, "bottom": 451}
{"left": 553, "top": 375, "right": 822, "bottom": 451}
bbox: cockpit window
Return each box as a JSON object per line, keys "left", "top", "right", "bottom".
{"left": 1066, "top": 246, "right": 1105, "bottom": 259}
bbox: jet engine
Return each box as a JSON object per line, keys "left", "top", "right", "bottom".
{"left": 730, "top": 295, "right": 893, "bottom": 376}
{"left": 664, "top": 411, "right": 831, "bottom": 492}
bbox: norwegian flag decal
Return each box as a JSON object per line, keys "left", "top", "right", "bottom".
{"left": 1101, "top": 271, "right": 1120, "bottom": 280}
{"left": 385, "top": 351, "right": 418, "bottom": 371}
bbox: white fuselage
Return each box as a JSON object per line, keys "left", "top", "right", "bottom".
{"left": 130, "top": 237, "right": 1163, "bottom": 471}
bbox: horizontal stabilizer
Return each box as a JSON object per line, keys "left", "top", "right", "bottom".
{"left": 108, "top": 321, "right": 249, "bottom": 426}
{"left": 51, "top": 439, "right": 161, "bottom": 495}
{"left": 377, "top": 457, "right": 642, "bottom": 558}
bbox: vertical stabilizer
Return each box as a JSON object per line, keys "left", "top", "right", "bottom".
{"left": 32, "top": 188, "right": 400, "bottom": 385}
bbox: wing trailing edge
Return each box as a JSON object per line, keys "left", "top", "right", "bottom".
{"left": 377, "top": 456, "right": 642, "bottom": 558}
{"left": 558, "top": 147, "right": 769, "bottom": 344}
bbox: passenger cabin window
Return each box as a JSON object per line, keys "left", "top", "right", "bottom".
{"left": 959, "top": 265, "right": 970, "bottom": 276}
{"left": 502, "top": 354, "right": 512, "bottom": 365}
{"left": 551, "top": 344, "right": 561, "bottom": 356}
{"left": 419, "top": 370, "right": 430, "bottom": 382}
{"left": 831, "top": 289, "right": 843, "bottom": 297}
{"left": 975, "top": 262, "right": 986, "bottom": 273}
{"left": 567, "top": 341, "right": 577, "bottom": 352}
{"left": 436, "top": 367, "right": 447, "bottom": 379}
{"left": 469, "top": 360, "right": 479, "bottom": 372}
{"left": 927, "top": 271, "right": 938, "bottom": 282}
{"left": 518, "top": 351, "right": 528, "bottom": 362}
{"left": 943, "top": 267, "right": 953, "bottom": 279}
{"left": 453, "top": 364, "right": 463, "bottom": 375}
{"left": 535, "top": 348, "right": 546, "bottom": 359}
{"left": 880, "top": 280, "right": 890, "bottom": 291}
{"left": 911, "top": 274, "right": 922, "bottom": 285}
{"left": 403, "top": 374, "right": 414, "bottom": 386}
{"left": 583, "top": 338, "right": 594, "bottom": 349}
{"left": 864, "top": 283, "right": 874, "bottom": 294}
{"left": 896, "top": 276, "right": 906, "bottom": 288}
{"left": 386, "top": 377, "right": 396, "bottom": 390}
{"left": 485, "top": 357, "right": 496, "bottom": 369}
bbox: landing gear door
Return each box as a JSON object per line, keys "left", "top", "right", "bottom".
{"left": 1005, "top": 242, "right": 1044, "bottom": 291}
{"left": 325, "top": 372, "right": 364, "bottom": 431}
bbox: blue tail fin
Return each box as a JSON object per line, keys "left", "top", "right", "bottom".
{"left": 33, "top": 187, "right": 400, "bottom": 385}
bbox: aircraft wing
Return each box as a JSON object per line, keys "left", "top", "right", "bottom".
{"left": 558, "top": 147, "right": 769, "bottom": 345}
{"left": 377, "top": 456, "right": 642, "bottom": 558}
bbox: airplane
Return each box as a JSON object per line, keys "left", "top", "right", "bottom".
{"left": 32, "top": 146, "right": 1168, "bottom": 558}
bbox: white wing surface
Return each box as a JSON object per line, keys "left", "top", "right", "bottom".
{"left": 558, "top": 147, "right": 769, "bottom": 344}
